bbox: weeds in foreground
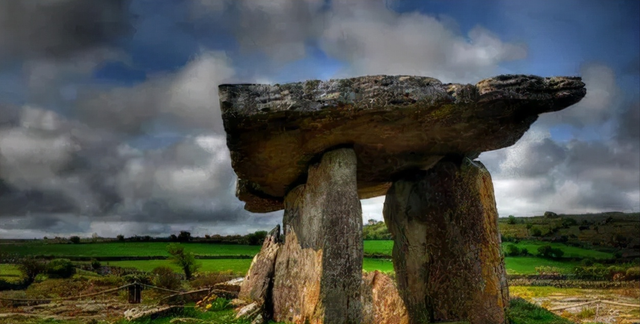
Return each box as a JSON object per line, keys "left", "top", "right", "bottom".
{"left": 507, "top": 298, "right": 574, "bottom": 324}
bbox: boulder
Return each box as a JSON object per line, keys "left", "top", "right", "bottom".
{"left": 361, "top": 271, "right": 409, "bottom": 324}
{"left": 218, "top": 74, "right": 586, "bottom": 212}
{"left": 383, "top": 158, "right": 509, "bottom": 324}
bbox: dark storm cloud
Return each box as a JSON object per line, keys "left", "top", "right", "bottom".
{"left": 615, "top": 102, "right": 640, "bottom": 148}
{"left": 0, "top": 0, "right": 133, "bottom": 65}
{"left": 1, "top": 1, "right": 638, "bottom": 237}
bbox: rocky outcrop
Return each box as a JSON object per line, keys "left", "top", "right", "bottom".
{"left": 272, "top": 148, "right": 363, "bottom": 324}
{"left": 383, "top": 158, "right": 509, "bottom": 324}
{"left": 219, "top": 74, "right": 586, "bottom": 212}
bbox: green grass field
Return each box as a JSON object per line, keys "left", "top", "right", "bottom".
{"left": 1, "top": 240, "right": 606, "bottom": 277}
{"left": 0, "top": 242, "right": 262, "bottom": 258}
{"left": 0, "top": 263, "right": 21, "bottom": 282}
{"left": 363, "top": 240, "right": 394, "bottom": 255}
{"left": 103, "top": 257, "right": 394, "bottom": 275}
{"left": 502, "top": 241, "right": 613, "bottom": 260}
{"left": 505, "top": 257, "right": 580, "bottom": 275}
{"left": 106, "top": 259, "right": 253, "bottom": 274}
{"left": 1, "top": 240, "right": 609, "bottom": 260}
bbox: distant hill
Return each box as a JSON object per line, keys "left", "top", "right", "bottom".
{"left": 364, "top": 212, "right": 640, "bottom": 255}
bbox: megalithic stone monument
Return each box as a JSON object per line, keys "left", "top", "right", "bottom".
{"left": 218, "top": 75, "right": 586, "bottom": 324}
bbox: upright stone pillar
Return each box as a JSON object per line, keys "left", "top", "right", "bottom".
{"left": 272, "top": 148, "right": 363, "bottom": 324}
{"left": 383, "top": 158, "right": 509, "bottom": 324}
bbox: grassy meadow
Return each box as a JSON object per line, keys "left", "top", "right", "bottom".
{"left": 0, "top": 239, "right": 618, "bottom": 277}
{"left": 0, "top": 242, "right": 262, "bottom": 258}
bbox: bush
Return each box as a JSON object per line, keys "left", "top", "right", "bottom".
{"left": 520, "top": 248, "right": 530, "bottom": 256}
{"left": 117, "top": 235, "right": 125, "bottom": 241}
{"left": 152, "top": 266, "right": 182, "bottom": 290}
{"left": 247, "top": 231, "right": 268, "bottom": 245}
{"left": 505, "top": 244, "right": 521, "bottom": 257}
{"left": 178, "top": 231, "right": 192, "bottom": 242}
{"left": 625, "top": 267, "right": 640, "bottom": 280}
{"left": 90, "top": 259, "right": 102, "bottom": 270}
{"left": 46, "top": 259, "right": 76, "bottom": 279}
{"left": 530, "top": 227, "right": 542, "bottom": 237}
{"left": 581, "top": 258, "right": 595, "bottom": 267}
{"left": 17, "top": 257, "right": 45, "bottom": 285}
{"left": 573, "top": 264, "right": 628, "bottom": 281}
{"left": 537, "top": 245, "right": 564, "bottom": 259}
{"left": 69, "top": 236, "right": 81, "bottom": 244}
{"left": 508, "top": 215, "right": 517, "bottom": 225}
{"left": 561, "top": 218, "right": 578, "bottom": 228}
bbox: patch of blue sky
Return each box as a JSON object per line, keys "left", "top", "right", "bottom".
{"left": 93, "top": 61, "right": 148, "bottom": 85}
{"left": 270, "top": 43, "right": 345, "bottom": 83}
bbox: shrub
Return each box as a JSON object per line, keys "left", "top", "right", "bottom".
{"left": 117, "top": 235, "right": 125, "bottom": 241}
{"left": 508, "top": 215, "right": 517, "bottom": 224}
{"left": 530, "top": 227, "right": 542, "bottom": 237}
{"left": 69, "top": 236, "right": 81, "bottom": 244}
{"left": 537, "top": 245, "right": 564, "bottom": 259}
{"left": 505, "top": 244, "right": 521, "bottom": 257}
{"left": 168, "top": 243, "right": 200, "bottom": 280}
{"left": 520, "top": 248, "right": 530, "bottom": 256}
{"left": 46, "top": 259, "right": 76, "bottom": 279}
{"left": 90, "top": 258, "right": 102, "bottom": 270}
{"left": 17, "top": 257, "right": 45, "bottom": 285}
{"left": 625, "top": 267, "right": 640, "bottom": 280}
{"left": 581, "top": 258, "right": 595, "bottom": 267}
{"left": 247, "top": 231, "right": 268, "bottom": 245}
{"left": 152, "top": 266, "right": 182, "bottom": 290}
{"left": 177, "top": 231, "right": 192, "bottom": 242}
{"left": 561, "top": 218, "right": 577, "bottom": 228}
{"left": 535, "top": 266, "right": 562, "bottom": 275}
{"left": 574, "top": 264, "right": 612, "bottom": 280}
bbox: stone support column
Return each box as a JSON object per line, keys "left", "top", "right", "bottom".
{"left": 383, "top": 158, "right": 509, "bottom": 324}
{"left": 272, "top": 148, "right": 363, "bottom": 324}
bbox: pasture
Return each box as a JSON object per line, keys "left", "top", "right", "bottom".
{"left": 0, "top": 239, "right": 610, "bottom": 277}
{"left": 0, "top": 242, "right": 261, "bottom": 258}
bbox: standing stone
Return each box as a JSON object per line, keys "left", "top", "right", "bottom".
{"left": 238, "top": 225, "right": 282, "bottom": 319}
{"left": 272, "top": 148, "right": 363, "bottom": 324}
{"left": 383, "top": 157, "right": 509, "bottom": 324}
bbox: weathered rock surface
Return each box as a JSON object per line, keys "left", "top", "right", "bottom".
{"left": 238, "top": 225, "right": 282, "bottom": 318}
{"left": 361, "top": 271, "right": 409, "bottom": 324}
{"left": 272, "top": 148, "right": 363, "bottom": 324}
{"left": 383, "top": 158, "right": 509, "bottom": 324}
{"left": 219, "top": 74, "right": 586, "bottom": 212}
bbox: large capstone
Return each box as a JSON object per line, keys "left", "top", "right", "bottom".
{"left": 383, "top": 158, "right": 509, "bottom": 324}
{"left": 218, "top": 74, "right": 586, "bottom": 212}
{"left": 272, "top": 148, "right": 363, "bottom": 324}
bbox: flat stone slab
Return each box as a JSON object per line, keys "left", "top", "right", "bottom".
{"left": 218, "top": 74, "right": 586, "bottom": 212}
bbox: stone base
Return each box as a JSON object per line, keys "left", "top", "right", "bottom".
{"left": 383, "top": 158, "right": 509, "bottom": 324}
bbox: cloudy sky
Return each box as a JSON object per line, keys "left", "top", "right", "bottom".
{"left": 0, "top": 0, "right": 638, "bottom": 239}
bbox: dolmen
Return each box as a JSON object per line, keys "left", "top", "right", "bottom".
{"left": 218, "top": 75, "right": 586, "bottom": 324}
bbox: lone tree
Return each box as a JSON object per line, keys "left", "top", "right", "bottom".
{"left": 177, "top": 231, "right": 192, "bottom": 242}
{"left": 167, "top": 243, "right": 199, "bottom": 280}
